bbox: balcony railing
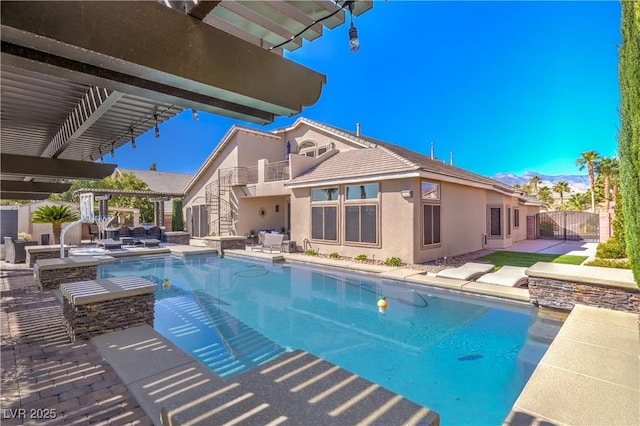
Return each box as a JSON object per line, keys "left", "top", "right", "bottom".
{"left": 265, "top": 160, "right": 290, "bottom": 182}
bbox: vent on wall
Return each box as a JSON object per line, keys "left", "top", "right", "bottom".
{"left": 482, "top": 233, "right": 488, "bottom": 247}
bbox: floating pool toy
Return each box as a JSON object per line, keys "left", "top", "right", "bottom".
{"left": 163, "top": 279, "right": 171, "bottom": 288}
{"left": 377, "top": 296, "right": 388, "bottom": 313}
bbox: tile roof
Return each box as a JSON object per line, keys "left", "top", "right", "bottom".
{"left": 290, "top": 118, "right": 516, "bottom": 193}
{"left": 116, "top": 169, "right": 194, "bottom": 194}
{"left": 290, "top": 148, "right": 417, "bottom": 184}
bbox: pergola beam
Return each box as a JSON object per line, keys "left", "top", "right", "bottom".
{"left": 1, "top": 154, "right": 116, "bottom": 180}
{"left": 42, "top": 87, "right": 123, "bottom": 158}
{"left": 1, "top": 1, "right": 326, "bottom": 124}
{"left": 1, "top": 181, "right": 72, "bottom": 194}
{"left": 0, "top": 192, "right": 50, "bottom": 200}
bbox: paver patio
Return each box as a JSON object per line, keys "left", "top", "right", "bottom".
{"left": 0, "top": 263, "right": 151, "bottom": 425}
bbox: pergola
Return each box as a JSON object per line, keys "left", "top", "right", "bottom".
{"left": 75, "top": 188, "right": 185, "bottom": 228}
{"left": 1, "top": 1, "right": 373, "bottom": 200}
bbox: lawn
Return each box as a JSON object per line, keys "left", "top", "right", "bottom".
{"left": 477, "top": 251, "right": 588, "bottom": 269}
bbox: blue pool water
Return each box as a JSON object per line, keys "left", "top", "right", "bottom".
{"left": 100, "top": 254, "right": 562, "bottom": 425}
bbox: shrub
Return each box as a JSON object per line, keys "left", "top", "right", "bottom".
{"left": 304, "top": 249, "right": 318, "bottom": 256}
{"left": 355, "top": 254, "right": 368, "bottom": 262}
{"left": 329, "top": 252, "right": 339, "bottom": 259}
{"left": 384, "top": 257, "right": 403, "bottom": 267}
{"left": 585, "top": 259, "right": 631, "bottom": 269}
{"left": 171, "top": 199, "right": 184, "bottom": 231}
{"left": 595, "top": 238, "right": 627, "bottom": 259}
{"left": 18, "top": 232, "right": 32, "bottom": 241}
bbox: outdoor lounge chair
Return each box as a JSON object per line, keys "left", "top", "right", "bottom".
{"left": 118, "top": 227, "right": 132, "bottom": 238}
{"left": 141, "top": 239, "right": 160, "bottom": 248}
{"left": 250, "top": 233, "right": 283, "bottom": 253}
{"left": 3, "top": 237, "right": 38, "bottom": 263}
{"left": 435, "top": 262, "right": 495, "bottom": 281}
{"left": 95, "top": 238, "right": 122, "bottom": 250}
{"left": 146, "top": 226, "right": 162, "bottom": 241}
{"left": 476, "top": 266, "right": 529, "bottom": 288}
{"left": 131, "top": 227, "right": 146, "bottom": 240}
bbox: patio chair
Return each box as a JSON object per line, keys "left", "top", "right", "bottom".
{"left": 3, "top": 237, "right": 38, "bottom": 263}
{"left": 476, "top": 266, "right": 529, "bottom": 288}
{"left": 118, "top": 227, "right": 132, "bottom": 238}
{"left": 435, "top": 262, "right": 495, "bottom": 281}
{"left": 146, "top": 226, "right": 162, "bottom": 240}
{"left": 141, "top": 239, "right": 160, "bottom": 248}
{"left": 131, "top": 227, "right": 146, "bottom": 241}
{"left": 250, "top": 233, "right": 284, "bottom": 253}
{"left": 95, "top": 238, "right": 122, "bottom": 250}
{"left": 87, "top": 223, "right": 100, "bottom": 242}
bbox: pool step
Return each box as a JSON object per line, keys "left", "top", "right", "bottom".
{"left": 158, "top": 292, "right": 286, "bottom": 379}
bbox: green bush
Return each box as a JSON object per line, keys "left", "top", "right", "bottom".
{"left": 304, "top": 249, "right": 318, "bottom": 256}
{"left": 585, "top": 259, "right": 631, "bottom": 269}
{"left": 355, "top": 254, "right": 368, "bottom": 262}
{"left": 329, "top": 252, "right": 339, "bottom": 259}
{"left": 595, "top": 238, "right": 627, "bottom": 259}
{"left": 538, "top": 221, "right": 555, "bottom": 238}
{"left": 384, "top": 257, "right": 403, "bottom": 267}
{"left": 171, "top": 199, "right": 184, "bottom": 231}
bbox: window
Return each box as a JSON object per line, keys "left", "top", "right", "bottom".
{"left": 346, "top": 183, "right": 379, "bottom": 200}
{"left": 311, "top": 206, "right": 337, "bottom": 241}
{"left": 317, "top": 147, "right": 327, "bottom": 155}
{"left": 490, "top": 207, "right": 502, "bottom": 236}
{"left": 423, "top": 204, "right": 441, "bottom": 245}
{"left": 514, "top": 208, "right": 520, "bottom": 228}
{"left": 345, "top": 205, "right": 377, "bottom": 244}
{"left": 311, "top": 187, "right": 338, "bottom": 201}
{"left": 507, "top": 207, "right": 511, "bottom": 236}
{"left": 421, "top": 181, "right": 440, "bottom": 200}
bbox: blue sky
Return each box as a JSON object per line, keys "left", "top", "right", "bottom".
{"left": 114, "top": 1, "right": 622, "bottom": 178}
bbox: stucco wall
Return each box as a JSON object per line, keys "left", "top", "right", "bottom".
{"left": 18, "top": 202, "right": 81, "bottom": 245}
{"left": 237, "top": 196, "right": 288, "bottom": 236}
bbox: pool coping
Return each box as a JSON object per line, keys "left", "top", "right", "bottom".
{"left": 223, "top": 249, "right": 531, "bottom": 303}
{"left": 504, "top": 304, "right": 640, "bottom": 425}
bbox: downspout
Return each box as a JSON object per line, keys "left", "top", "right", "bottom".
{"left": 60, "top": 220, "right": 83, "bottom": 258}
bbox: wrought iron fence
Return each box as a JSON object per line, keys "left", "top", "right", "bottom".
{"left": 535, "top": 211, "right": 599, "bottom": 242}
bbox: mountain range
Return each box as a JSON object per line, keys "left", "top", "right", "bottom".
{"left": 492, "top": 171, "right": 590, "bottom": 193}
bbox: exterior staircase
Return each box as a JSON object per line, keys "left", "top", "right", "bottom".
{"left": 205, "top": 169, "right": 235, "bottom": 236}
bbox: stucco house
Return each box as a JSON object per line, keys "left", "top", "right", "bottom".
{"left": 183, "top": 118, "right": 543, "bottom": 263}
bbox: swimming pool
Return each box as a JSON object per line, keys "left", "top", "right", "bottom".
{"left": 100, "top": 254, "right": 562, "bottom": 425}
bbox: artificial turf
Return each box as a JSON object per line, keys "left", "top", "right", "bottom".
{"left": 476, "top": 251, "right": 588, "bottom": 269}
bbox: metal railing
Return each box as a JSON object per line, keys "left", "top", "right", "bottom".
{"left": 265, "top": 160, "right": 290, "bottom": 182}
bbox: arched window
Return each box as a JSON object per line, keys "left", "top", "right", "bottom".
{"left": 298, "top": 140, "right": 317, "bottom": 157}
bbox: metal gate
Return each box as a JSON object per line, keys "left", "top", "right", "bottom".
{"left": 535, "top": 211, "right": 599, "bottom": 242}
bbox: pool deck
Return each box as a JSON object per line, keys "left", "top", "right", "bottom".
{"left": 2, "top": 244, "right": 638, "bottom": 425}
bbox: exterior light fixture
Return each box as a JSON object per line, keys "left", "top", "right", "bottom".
{"left": 192, "top": 109, "right": 199, "bottom": 121}
{"left": 110, "top": 143, "right": 115, "bottom": 158}
{"left": 400, "top": 190, "right": 413, "bottom": 198}
{"left": 130, "top": 128, "right": 136, "bottom": 149}
{"left": 347, "top": 1, "right": 359, "bottom": 52}
{"left": 349, "top": 23, "right": 359, "bottom": 52}
{"left": 154, "top": 114, "right": 160, "bottom": 138}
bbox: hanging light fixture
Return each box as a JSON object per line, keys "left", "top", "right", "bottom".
{"left": 154, "top": 114, "right": 160, "bottom": 138}
{"left": 130, "top": 128, "right": 136, "bottom": 149}
{"left": 110, "top": 142, "right": 115, "bottom": 158}
{"left": 348, "top": 1, "right": 359, "bottom": 52}
{"left": 192, "top": 108, "right": 199, "bottom": 121}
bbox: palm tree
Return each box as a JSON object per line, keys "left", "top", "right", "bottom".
{"left": 596, "top": 157, "right": 619, "bottom": 212}
{"left": 576, "top": 150, "right": 602, "bottom": 212}
{"left": 552, "top": 181, "right": 570, "bottom": 206}
{"left": 537, "top": 186, "right": 554, "bottom": 206}
{"left": 31, "top": 205, "right": 80, "bottom": 244}
{"left": 528, "top": 175, "right": 542, "bottom": 195}
{"left": 566, "top": 192, "right": 590, "bottom": 211}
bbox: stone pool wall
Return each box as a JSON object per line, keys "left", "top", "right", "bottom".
{"left": 35, "top": 258, "right": 99, "bottom": 290}
{"left": 204, "top": 236, "right": 246, "bottom": 251}
{"left": 526, "top": 262, "right": 639, "bottom": 314}
{"left": 62, "top": 293, "right": 155, "bottom": 342}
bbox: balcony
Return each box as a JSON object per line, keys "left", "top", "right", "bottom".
{"left": 222, "top": 160, "right": 290, "bottom": 197}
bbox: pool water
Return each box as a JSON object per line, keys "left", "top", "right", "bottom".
{"left": 100, "top": 254, "right": 562, "bottom": 425}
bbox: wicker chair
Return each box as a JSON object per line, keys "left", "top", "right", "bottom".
{"left": 4, "top": 237, "right": 38, "bottom": 263}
